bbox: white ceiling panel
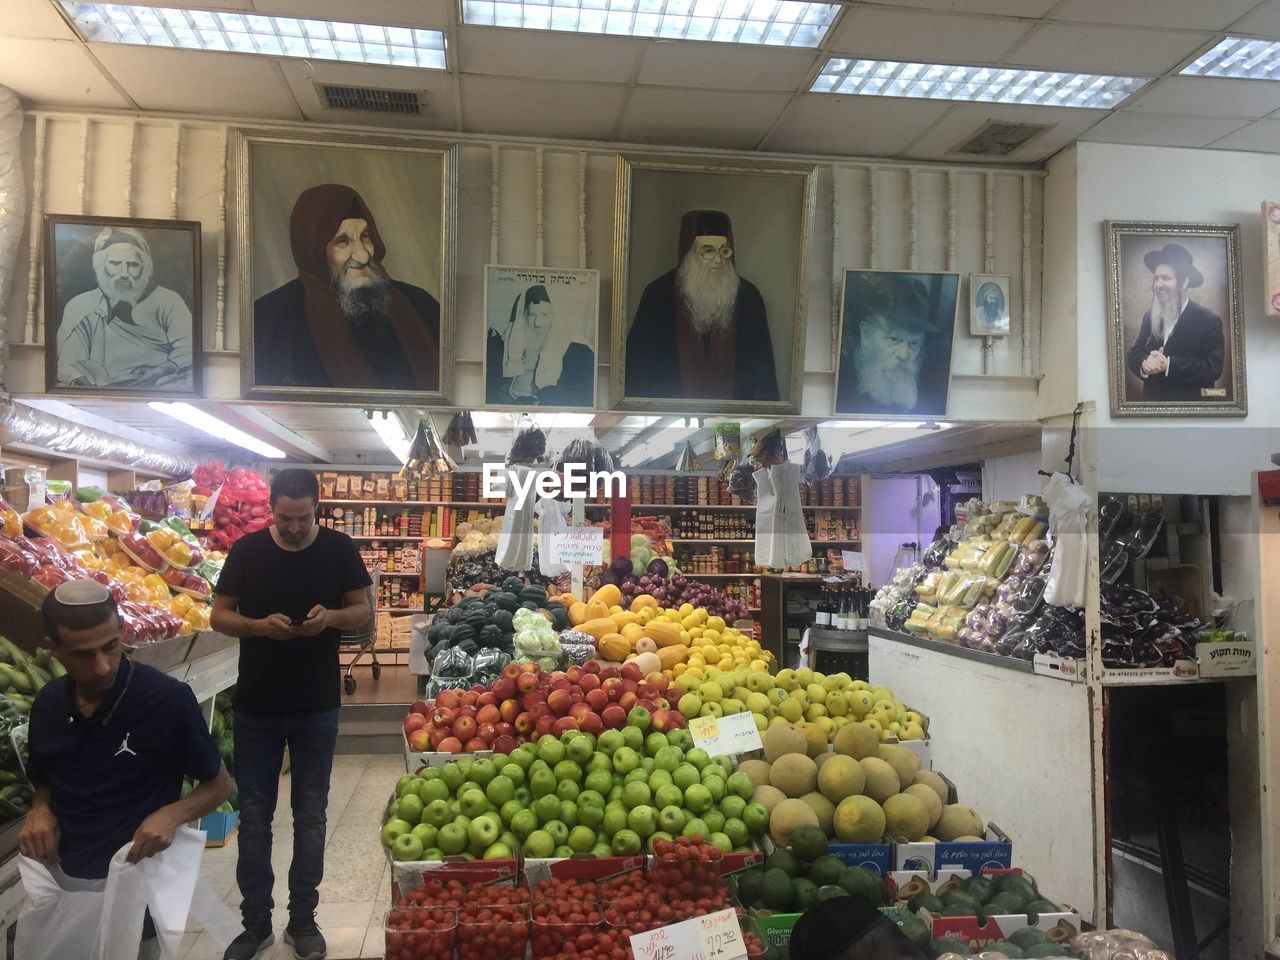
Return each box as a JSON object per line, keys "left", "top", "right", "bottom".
{"left": 827, "top": 6, "right": 1033, "bottom": 63}
{"left": 633, "top": 43, "right": 817, "bottom": 93}
{"left": 900, "top": 103, "right": 1104, "bottom": 163}
{"left": 1003, "top": 23, "right": 1212, "bottom": 76}
{"left": 1205, "top": 118, "right": 1280, "bottom": 152}
{"left": 458, "top": 28, "right": 643, "bottom": 84}
{"left": 460, "top": 75, "right": 628, "bottom": 140}
{"left": 1048, "top": 0, "right": 1259, "bottom": 30}
{"left": 250, "top": 0, "right": 451, "bottom": 28}
{"left": 619, "top": 87, "right": 791, "bottom": 150}
{"left": 1123, "top": 76, "right": 1280, "bottom": 119}
{"left": 277, "top": 59, "right": 458, "bottom": 129}
{"left": 1080, "top": 111, "right": 1251, "bottom": 147}
{"left": 1230, "top": 0, "right": 1280, "bottom": 36}
{"left": 0, "top": 37, "right": 131, "bottom": 109}
{"left": 762, "top": 94, "right": 951, "bottom": 156}
{"left": 89, "top": 44, "right": 302, "bottom": 119}
{"left": 11, "top": 0, "right": 76, "bottom": 39}
{"left": 853, "top": 0, "right": 1058, "bottom": 16}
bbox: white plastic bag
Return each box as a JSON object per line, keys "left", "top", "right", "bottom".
{"left": 535, "top": 498, "right": 573, "bottom": 577}
{"left": 770, "top": 462, "right": 813, "bottom": 571}
{"left": 1043, "top": 471, "right": 1088, "bottom": 608}
{"left": 14, "top": 859, "right": 105, "bottom": 960}
{"left": 495, "top": 464, "right": 537, "bottom": 572}
{"left": 753, "top": 467, "right": 777, "bottom": 569}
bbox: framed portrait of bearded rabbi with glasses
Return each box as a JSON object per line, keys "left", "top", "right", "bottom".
{"left": 237, "top": 130, "right": 456, "bottom": 404}
{"left": 612, "top": 155, "right": 815, "bottom": 414}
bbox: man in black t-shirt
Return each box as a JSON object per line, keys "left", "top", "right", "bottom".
{"left": 212, "top": 469, "right": 371, "bottom": 960}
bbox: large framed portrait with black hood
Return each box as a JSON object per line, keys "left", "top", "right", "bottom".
{"left": 236, "top": 129, "right": 457, "bottom": 404}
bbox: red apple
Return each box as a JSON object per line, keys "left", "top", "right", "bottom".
{"left": 408, "top": 729, "right": 431, "bottom": 751}
{"left": 492, "top": 678, "right": 517, "bottom": 702}
{"left": 566, "top": 666, "right": 584, "bottom": 684}
{"left": 645, "top": 672, "right": 670, "bottom": 693}
{"left": 547, "top": 688, "right": 573, "bottom": 715}
{"left": 585, "top": 688, "right": 608, "bottom": 712}
{"left": 550, "top": 671, "right": 569, "bottom": 685}
{"left": 464, "top": 737, "right": 488, "bottom": 752}
{"left": 432, "top": 705, "right": 456, "bottom": 727}
{"left": 601, "top": 704, "right": 627, "bottom": 729}
{"left": 603, "top": 679, "right": 623, "bottom": 703}
{"left": 404, "top": 713, "right": 427, "bottom": 735}
{"left": 530, "top": 703, "right": 552, "bottom": 722}
{"left": 492, "top": 734, "right": 518, "bottom": 754}
{"left": 429, "top": 728, "right": 450, "bottom": 750}
{"left": 620, "top": 663, "right": 642, "bottom": 683}
{"left": 569, "top": 702, "right": 593, "bottom": 721}
{"left": 636, "top": 682, "right": 658, "bottom": 700}
{"left": 553, "top": 716, "right": 579, "bottom": 734}
{"left": 477, "top": 722, "right": 497, "bottom": 742}
{"left": 437, "top": 736, "right": 462, "bottom": 754}
{"left": 410, "top": 699, "right": 433, "bottom": 716}
{"left": 582, "top": 661, "right": 601, "bottom": 676}
{"left": 570, "top": 689, "right": 584, "bottom": 705}
{"left": 476, "top": 704, "right": 501, "bottom": 726}
{"left": 477, "top": 692, "right": 498, "bottom": 709}
{"left": 517, "top": 672, "right": 540, "bottom": 693}
{"left": 522, "top": 690, "right": 545, "bottom": 712}
{"left": 456, "top": 705, "right": 478, "bottom": 722}
{"left": 550, "top": 678, "right": 572, "bottom": 695}
{"left": 461, "top": 691, "right": 479, "bottom": 707}
{"left": 620, "top": 679, "right": 638, "bottom": 696}
{"left": 656, "top": 698, "right": 670, "bottom": 710}
{"left": 453, "top": 716, "right": 478, "bottom": 743}
{"left": 578, "top": 673, "right": 601, "bottom": 693}
{"left": 436, "top": 689, "right": 461, "bottom": 710}
{"left": 579, "top": 711, "right": 604, "bottom": 736}
{"left": 494, "top": 721, "right": 515, "bottom": 738}
{"left": 515, "top": 712, "right": 533, "bottom": 735}
{"left": 600, "top": 666, "right": 620, "bottom": 681}
{"left": 619, "top": 691, "right": 638, "bottom": 711}
{"left": 535, "top": 715, "right": 556, "bottom": 737}
{"left": 517, "top": 661, "right": 540, "bottom": 674}
{"left": 501, "top": 663, "right": 521, "bottom": 682}
{"left": 650, "top": 709, "right": 675, "bottom": 733}
{"left": 499, "top": 699, "right": 520, "bottom": 725}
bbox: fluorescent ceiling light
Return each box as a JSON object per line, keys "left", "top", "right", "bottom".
{"left": 368, "top": 411, "right": 412, "bottom": 464}
{"left": 60, "top": 3, "right": 447, "bottom": 69}
{"left": 541, "top": 413, "right": 596, "bottom": 429}
{"left": 148, "top": 402, "right": 286, "bottom": 459}
{"left": 1181, "top": 37, "right": 1280, "bottom": 80}
{"left": 471, "top": 412, "right": 517, "bottom": 429}
{"left": 811, "top": 59, "right": 1147, "bottom": 108}
{"left": 462, "top": 0, "right": 839, "bottom": 48}
{"left": 819, "top": 419, "right": 897, "bottom": 430}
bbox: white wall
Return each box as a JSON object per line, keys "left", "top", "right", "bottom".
{"left": 982, "top": 448, "right": 1042, "bottom": 503}
{"left": 2, "top": 111, "right": 1045, "bottom": 420}
{"left": 1058, "top": 141, "right": 1280, "bottom": 494}
{"left": 864, "top": 474, "right": 941, "bottom": 586}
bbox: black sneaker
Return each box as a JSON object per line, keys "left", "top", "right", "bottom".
{"left": 284, "top": 916, "right": 327, "bottom": 960}
{"left": 222, "top": 927, "right": 274, "bottom": 960}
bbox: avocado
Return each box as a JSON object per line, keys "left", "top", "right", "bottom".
{"left": 907, "top": 892, "right": 945, "bottom": 915}
{"left": 987, "top": 941, "right": 1025, "bottom": 958}
{"left": 961, "top": 875, "right": 995, "bottom": 904}
{"left": 735, "top": 867, "right": 764, "bottom": 907}
{"left": 940, "top": 888, "right": 983, "bottom": 912}
{"left": 815, "top": 884, "right": 851, "bottom": 903}
{"left": 793, "top": 877, "right": 819, "bottom": 911}
{"left": 791, "top": 824, "right": 830, "bottom": 862}
{"left": 898, "top": 914, "right": 931, "bottom": 947}
{"left": 1025, "top": 945, "right": 1069, "bottom": 958}
{"left": 940, "top": 903, "right": 982, "bottom": 919}
{"left": 758, "top": 867, "right": 795, "bottom": 911}
{"left": 807, "top": 854, "right": 845, "bottom": 887}
{"left": 1009, "top": 927, "right": 1052, "bottom": 951}
{"left": 987, "top": 891, "right": 1030, "bottom": 914}
{"left": 838, "top": 865, "right": 884, "bottom": 906}
{"left": 765, "top": 848, "right": 805, "bottom": 878}
{"left": 996, "top": 874, "right": 1038, "bottom": 901}
{"left": 930, "top": 939, "right": 970, "bottom": 959}
{"left": 1025, "top": 899, "right": 1061, "bottom": 923}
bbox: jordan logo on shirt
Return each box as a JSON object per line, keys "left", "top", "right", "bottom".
{"left": 114, "top": 733, "right": 137, "bottom": 758}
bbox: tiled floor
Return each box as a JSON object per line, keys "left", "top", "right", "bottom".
{"left": 179, "top": 754, "right": 400, "bottom": 960}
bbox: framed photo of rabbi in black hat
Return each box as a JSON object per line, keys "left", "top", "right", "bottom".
{"left": 835, "top": 270, "right": 960, "bottom": 418}
{"left": 612, "top": 155, "right": 815, "bottom": 414}
{"left": 236, "top": 130, "right": 457, "bottom": 404}
{"left": 1104, "top": 221, "right": 1245, "bottom": 417}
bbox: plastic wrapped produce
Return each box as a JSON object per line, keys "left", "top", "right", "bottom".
{"left": 558, "top": 631, "right": 596, "bottom": 667}
{"left": 1071, "top": 930, "right": 1172, "bottom": 960}
{"left": 432, "top": 647, "right": 474, "bottom": 679}
{"left": 472, "top": 648, "right": 511, "bottom": 683}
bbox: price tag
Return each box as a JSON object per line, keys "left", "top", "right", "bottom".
{"left": 689, "top": 711, "right": 762, "bottom": 758}
{"left": 696, "top": 910, "right": 748, "bottom": 960}
{"left": 550, "top": 527, "right": 604, "bottom": 565}
{"left": 842, "top": 550, "right": 866, "bottom": 574}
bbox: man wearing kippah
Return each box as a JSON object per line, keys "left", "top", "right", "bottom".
{"left": 20, "top": 580, "right": 230, "bottom": 954}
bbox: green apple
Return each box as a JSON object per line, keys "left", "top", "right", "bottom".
{"left": 422, "top": 799, "right": 453, "bottom": 828}
{"left": 553, "top": 760, "right": 583, "bottom": 784}
{"left": 598, "top": 730, "right": 625, "bottom": 755}
{"left": 702, "top": 776, "right": 726, "bottom": 804}
{"left": 725, "top": 772, "right": 755, "bottom": 801}
{"left": 411, "top": 823, "right": 438, "bottom": 850}
{"left": 483, "top": 842, "right": 513, "bottom": 860}
{"left": 685, "top": 748, "right": 711, "bottom": 770}
{"left": 530, "top": 768, "right": 558, "bottom": 798}
{"left": 395, "top": 774, "right": 419, "bottom": 798}
{"left": 622, "top": 781, "right": 652, "bottom": 810}
{"left": 591, "top": 842, "right": 613, "bottom": 857}
{"left": 666, "top": 729, "right": 693, "bottom": 752}
{"left": 681, "top": 818, "right": 709, "bottom": 839}
{"left": 684, "top": 784, "right": 713, "bottom": 814}
{"left": 395, "top": 794, "right": 424, "bottom": 825}
{"left": 500, "top": 830, "right": 519, "bottom": 850}
{"left": 437, "top": 823, "right": 467, "bottom": 856}
{"left": 701, "top": 810, "right": 726, "bottom": 835}
{"left": 417, "top": 778, "right": 450, "bottom": 804}
{"left": 381, "top": 818, "right": 412, "bottom": 848}
{"left": 723, "top": 818, "right": 750, "bottom": 848}
{"left": 653, "top": 746, "right": 684, "bottom": 773}
{"left": 585, "top": 769, "right": 613, "bottom": 795}
{"left": 499, "top": 800, "right": 524, "bottom": 825}
{"left": 578, "top": 801, "right": 604, "bottom": 830}
{"left": 608, "top": 785, "right": 624, "bottom": 805}
{"left": 587, "top": 753, "right": 614, "bottom": 774}
{"left": 566, "top": 735, "right": 594, "bottom": 764}
{"left": 392, "top": 833, "right": 424, "bottom": 862}
{"left": 648, "top": 769, "right": 674, "bottom": 793}
{"left": 544, "top": 819, "right": 569, "bottom": 847}
{"left": 554, "top": 845, "right": 575, "bottom": 858}
{"left": 720, "top": 796, "right": 747, "bottom": 821}
{"left": 567, "top": 825, "right": 596, "bottom": 853}
{"left": 601, "top": 805, "right": 629, "bottom": 838}
{"left": 645, "top": 732, "right": 668, "bottom": 757}
{"left": 486, "top": 775, "right": 516, "bottom": 807}
{"left": 658, "top": 805, "right": 687, "bottom": 834}
{"left": 559, "top": 800, "right": 579, "bottom": 828}
{"left": 713, "top": 756, "right": 733, "bottom": 775}
{"left": 468, "top": 815, "right": 500, "bottom": 848}
{"left": 537, "top": 738, "right": 566, "bottom": 765}
{"left": 620, "top": 726, "right": 644, "bottom": 752}
{"left": 508, "top": 747, "right": 536, "bottom": 771}
{"left": 513, "top": 787, "right": 532, "bottom": 807}
{"left": 627, "top": 707, "right": 652, "bottom": 732}
{"left": 556, "top": 779, "right": 581, "bottom": 802}
{"left": 524, "top": 829, "right": 555, "bottom": 858}
{"left": 501, "top": 763, "right": 526, "bottom": 787}
{"left": 423, "top": 847, "right": 444, "bottom": 861}
{"left": 469, "top": 759, "right": 497, "bottom": 787}
{"left": 455, "top": 757, "right": 476, "bottom": 777}
{"left": 654, "top": 784, "right": 684, "bottom": 810}
{"left": 742, "top": 803, "right": 769, "bottom": 835}
{"left": 533, "top": 794, "right": 561, "bottom": 824}
{"left": 612, "top": 829, "right": 643, "bottom": 855}
{"left": 623, "top": 768, "right": 648, "bottom": 786}
{"left": 672, "top": 764, "right": 700, "bottom": 792}
{"left": 510, "top": 808, "right": 539, "bottom": 840}
{"left": 459, "top": 790, "right": 490, "bottom": 818}
{"left": 612, "top": 747, "right": 640, "bottom": 775}
{"left": 453, "top": 815, "right": 472, "bottom": 832}
{"left": 708, "top": 832, "right": 733, "bottom": 853}
{"left": 440, "top": 764, "right": 466, "bottom": 793}
{"left": 627, "top": 805, "right": 657, "bottom": 837}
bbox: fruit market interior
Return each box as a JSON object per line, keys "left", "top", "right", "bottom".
{"left": 2, "top": 2, "right": 1280, "bottom": 959}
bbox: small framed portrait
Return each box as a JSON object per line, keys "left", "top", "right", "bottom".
{"left": 969, "top": 274, "right": 1011, "bottom": 337}
{"left": 1263, "top": 202, "right": 1280, "bottom": 318}
{"left": 236, "top": 129, "right": 457, "bottom": 404}
{"left": 1104, "top": 221, "right": 1246, "bottom": 417}
{"left": 484, "top": 265, "right": 599, "bottom": 410}
{"left": 612, "top": 154, "right": 815, "bottom": 414}
{"left": 835, "top": 269, "right": 960, "bottom": 419}
{"left": 43, "top": 214, "right": 201, "bottom": 397}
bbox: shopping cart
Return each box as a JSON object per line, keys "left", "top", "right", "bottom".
{"left": 340, "top": 581, "right": 381, "bottom": 696}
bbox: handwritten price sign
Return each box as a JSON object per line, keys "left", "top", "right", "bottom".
{"left": 550, "top": 527, "right": 604, "bottom": 565}
{"left": 629, "top": 909, "right": 747, "bottom": 960}
{"left": 697, "top": 910, "right": 747, "bottom": 959}
{"left": 689, "top": 711, "right": 763, "bottom": 758}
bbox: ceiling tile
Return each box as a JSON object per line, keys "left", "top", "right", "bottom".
{"left": 458, "top": 28, "right": 643, "bottom": 83}
{"left": 11, "top": 0, "right": 76, "bottom": 39}
{"left": 1048, "top": 0, "right": 1258, "bottom": 30}
{"left": 633, "top": 43, "right": 817, "bottom": 92}
{"left": 618, "top": 87, "right": 790, "bottom": 149}
{"left": 460, "top": 75, "right": 627, "bottom": 139}
{"left": 277, "top": 59, "right": 459, "bottom": 130}
{"left": 0, "top": 38, "right": 130, "bottom": 109}
{"left": 1230, "top": 0, "right": 1280, "bottom": 36}
{"left": 1123, "top": 76, "right": 1280, "bottom": 119}
{"left": 1003, "top": 23, "right": 1212, "bottom": 76}
{"left": 900, "top": 103, "right": 1105, "bottom": 163}
{"left": 250, "top": 0, "right": 450, "bottom": 28}
{"left": 1205, "top": 118, "right": 1280, "bottom": 152}
{"left": 761, "top": 94, "right": 951, "bottom": 156}
{"left": 827, "top": 6, "right": 1033, "bottom": 63}
{"left": 855, "top": 0, "right": 1058, "bottom": 16}
{"left": 90, "top": 44, "right": 303, "bottom": 119}
{"left": 1080, "top": 111, "right": 1250, "bottom": 148}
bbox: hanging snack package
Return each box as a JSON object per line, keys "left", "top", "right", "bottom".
{"left": 443, "top": 411, "right": 479, "bottom": 448}
{"left": 713, "top": 422, "right": 741, "bottom": 480}
{"left": 802, "top": 425, "right": 832, "bottom": 484}
{"left": 508, "top": 423, "right": 547, "bottom": 465}
{"left": 727, "top": 455, "right": 756, "bottom": 500}
{"left": 400, "top": 417, "right": 457, "bottom": 481}
{"left": 555, "top": 436, "right": 614, "bottom": 474}
{"left": 675, "top": 440, "right": 699, "bottom": 472}
{"left": 750, "top": 428, "right": 788, "bottom": 468}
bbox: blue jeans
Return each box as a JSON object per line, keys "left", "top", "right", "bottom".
{"left": 233, "top": 706, "right": 340, "bottom": 927}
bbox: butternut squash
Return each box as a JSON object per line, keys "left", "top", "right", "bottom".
{"left": 643, "top": 620, "right": 684, "bottom": 648}
{"left": 597, "top": 633, "right": 630, "bottom": 662}
{"left": 634, "top": 636, "right": 658, "bottom": 655}
{"left": 568, "top": 601, "right": 590, "bottom": 626}
{"left": 590, "top": 583, "right": 622, "bottom": 609}
{"left": 631, "top": 651, "right": 662, "bottom": 676}
{"left": 656, "top": 644, "right": 690, "bottom": 671}
{"left": 585, "top": 599, "right": 611, "bottom": 622}
{"left": 579, "top": 617, "right": 619, "bottom": 641}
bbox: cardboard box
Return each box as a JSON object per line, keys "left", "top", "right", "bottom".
{"left": 927, "top": 906, "right": 1082, "bottom": 951}
{"left": 524, "top": 854, "right": 646, "bottom": 884}
{"left": 403, "top": 730, "right": 492, "bottom": 773}
{"left": 892, "top": 823, "right": 1012, "bottom": 873}
{"left": 1101, "top": 661, "right": 1200, "bottom": 684}
{"left": 759, "top": 834, "right": 890, "bottom": 876}
{"left": 1196, "top": 638, "right": 1257, "bottom": 677}
{"left": 750, "top": 905, "right": 910, "bottom": 953}
{"left": 201, "top": 810, "right": 239, "bottom": 848}
{"left": 1032, "top": 653, "right": 1086, "bottom": 683}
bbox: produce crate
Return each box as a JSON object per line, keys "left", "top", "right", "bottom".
{"left": 403, "top": 729, "right": 492, "bottom": 773}
{"left": 1032, "top": 653, "right": 1086, "bottom": 683}
{"left": 201, "top": 811, "right": 239, "bottom": 848}
{"left": 523, "top": 854, "right": 646, "bottom": 883}
{"left": 892, "top": 823, "right": 1012, "bottom": 873}
{"left": 759, "top": 834, "right": 891, "bottom": 876}
{"left": 1196, "top": 637, "right": 1257, "bottom": 677}
{"left": 389, "top": 857, "right": 519, "bottom": 902}
{"left": 750, "top": 904, "right": 910, "bottom": 953}
{"left": 925, "top": 905, "right": 1083, "bottom": 951}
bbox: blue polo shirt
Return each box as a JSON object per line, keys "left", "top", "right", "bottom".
{"left": 27, "top": 659, "right": 222, "bottom": 880}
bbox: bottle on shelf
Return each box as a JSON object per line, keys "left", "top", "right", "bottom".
{"left": 815, "top": 587, "right": 831, "bottom": 628}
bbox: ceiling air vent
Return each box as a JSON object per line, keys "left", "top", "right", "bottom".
{"left": 949, "top": 120, "right": 1052, "bottom": 157}
{"left": 319, "top": 84, "right": 422, "bottom": 115}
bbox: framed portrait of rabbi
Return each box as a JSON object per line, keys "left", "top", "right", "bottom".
{"left": 612, "top": 155, "right": 815, "bottom": 414}
{"left": 1104, "top": 221, "right": 1245, "bottom": 417}
{"left": 835, "top": 270, "right": 959, "bottom": 419}
{"left": 236, "top": 129, "right": 457, "bottom": 404}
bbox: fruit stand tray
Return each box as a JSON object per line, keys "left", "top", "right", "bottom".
{"left": 126, "top": 632, "right": 196, "bottom": 673}
{"left": 868, "top": 628, "right": 1034, "bottom": 674}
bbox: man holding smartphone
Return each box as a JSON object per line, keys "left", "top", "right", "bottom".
{"left": 211, "top": 469, "right": 371, "bottom": 960}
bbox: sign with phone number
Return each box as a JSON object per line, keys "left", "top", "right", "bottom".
{"left": 628, "top": 909, "right": 747, "bottom": 960}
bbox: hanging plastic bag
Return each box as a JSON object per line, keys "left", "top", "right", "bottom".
{"left": 1043, "top": 472, "right": 1088, "bottom": 608}
{"left": 750, "top": 428, "right": 788, "bottom": 468}
{"left": 753, "top": 467, "right": 778, "bottom": 570}
{"left": 674, "top": 441, "right": 699, "bottom": 472}
{"left": 802, "top": 425, "right": 832, "bottom": 483}
{"left": 400, "top": 416, "right": 456, "bottom": 481}
{"left": 727, "top": 455, "right": 756, "bottom": 500}
{"left": 443, "top": 412, "right": 478, "bottom": 447}
{"left": 555, "top": 436, "right": 614, "bottom": 474}
{"left": 495, "top": 463, "right": 537, "bottom": 572}
{"left": 714, "top": 422, "right": 741, "bottom": 481}
{"left": 14, "top": 859, "right": 105, "bottom": 960}
{"left": 535, "top": 498, "right": 573, "bottom": 577}
{"left": 770, "top": 461, "right": 813, "bottom": 570}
